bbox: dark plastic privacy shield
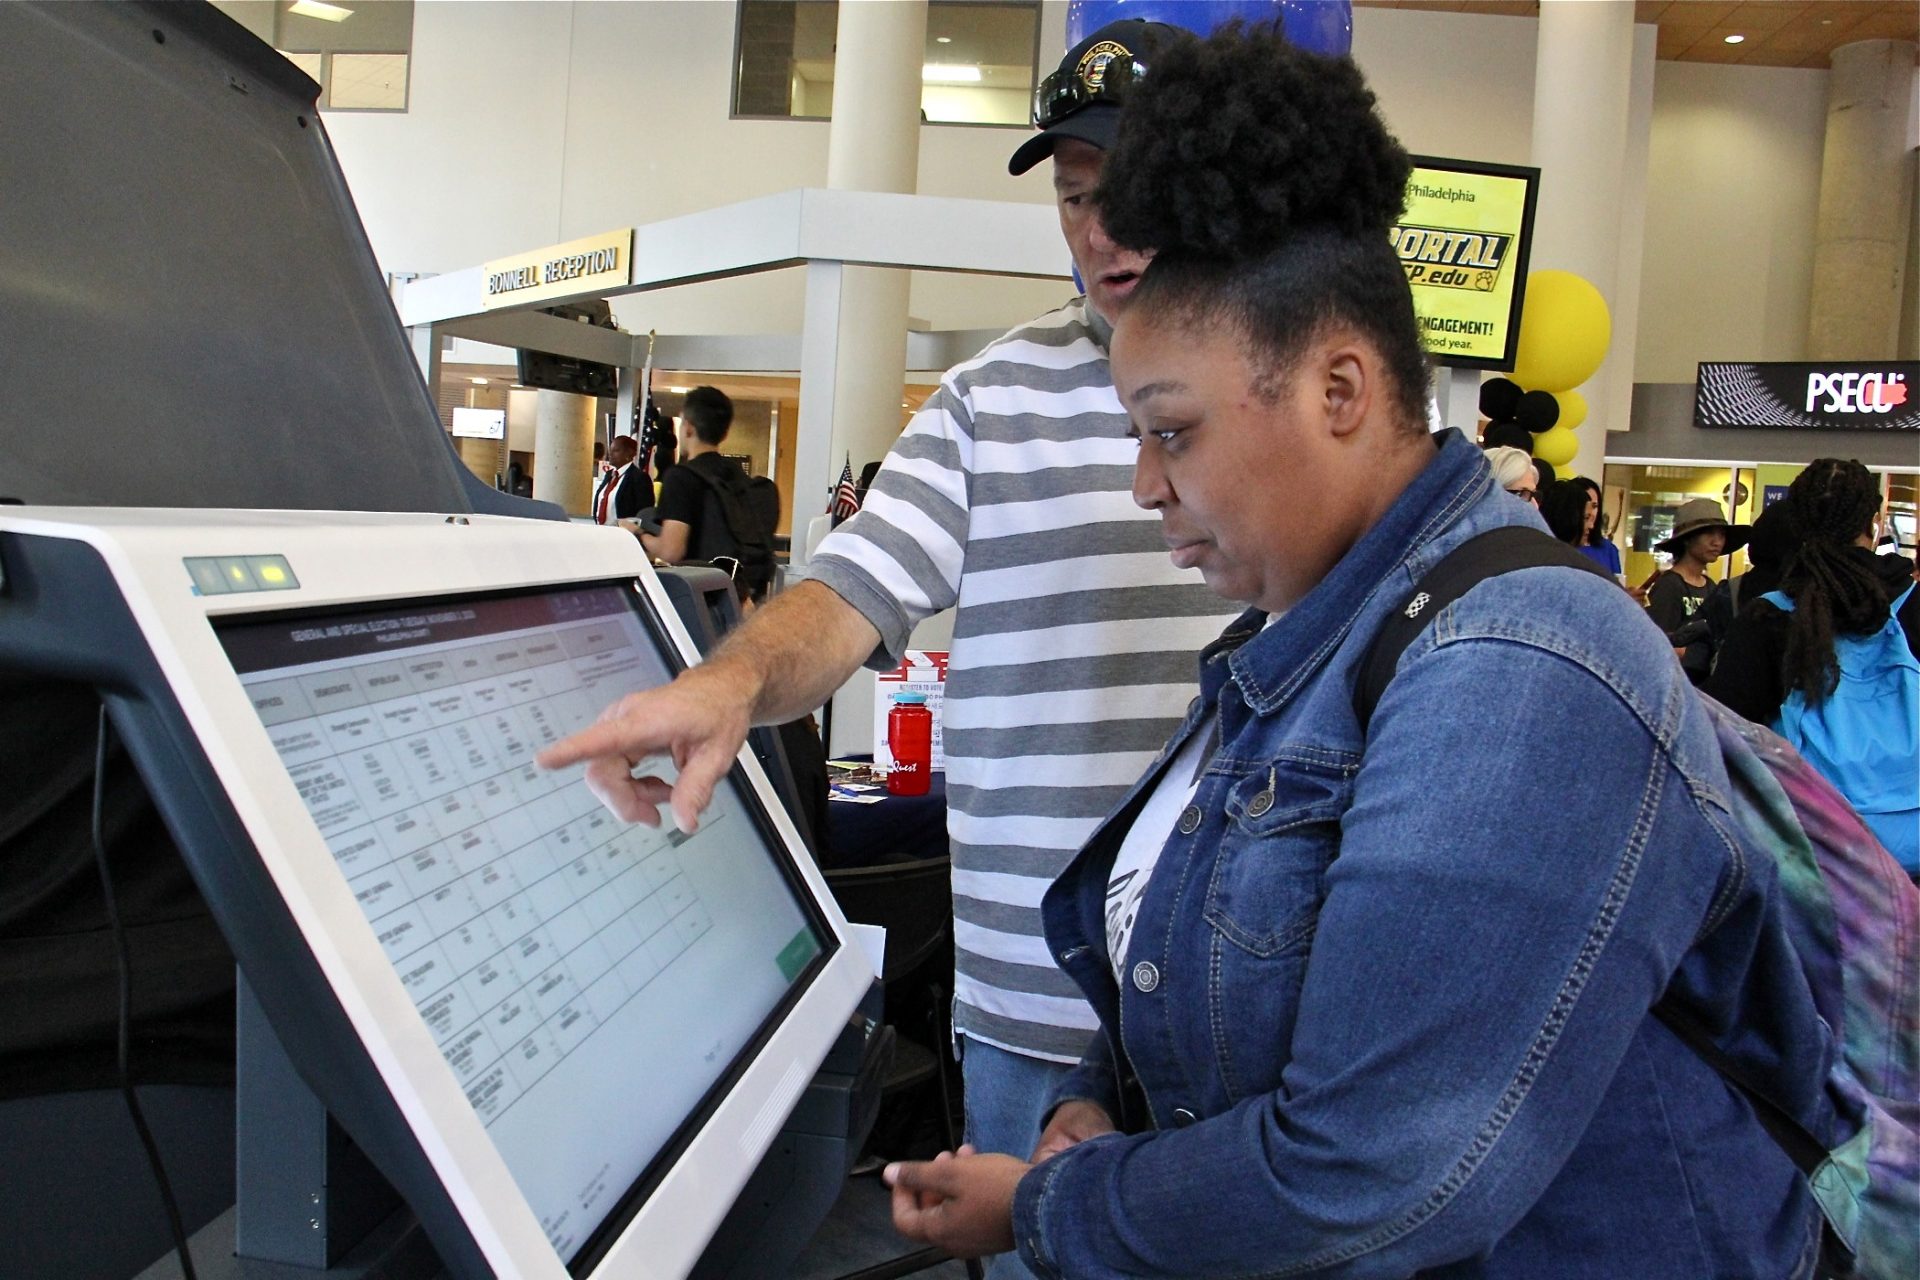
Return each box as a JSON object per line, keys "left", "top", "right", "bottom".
{"left": 0, "top": 1, "right": 545, "bottom": 518}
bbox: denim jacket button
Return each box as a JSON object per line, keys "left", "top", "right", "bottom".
{"left": 1131, "top": 961, "right": 1160, "bottom": 993}
{"left": 1247, "top": 789, "right": 1274, "bottom": 818}
{"left": 1172, "top": 1107, "right": 1198, "bottom": 1127}
{"left": 1176, "top": 805, "right": 1202, "bottom": 835}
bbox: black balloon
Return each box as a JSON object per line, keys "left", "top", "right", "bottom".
{"left": 1515, "top": 390, "right": 1561, "bottom": 433}
{"left": 1482, "top": 421, "right": 1534, "bottom": 452}
{"left": 1479, "top": 377, "right": 1523, "bottom": 422}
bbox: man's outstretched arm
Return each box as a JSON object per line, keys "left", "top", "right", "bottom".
{"left": 536, "top": 580, "right": 881, "bottom": 833}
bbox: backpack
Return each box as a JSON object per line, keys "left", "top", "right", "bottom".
{"left": 679, "top": 454, "right": 777, "bottom": 599}
{"left": 1356, "top": 526, "right": 1920, "bottom": 1280}
{"left": 1758, "top": 585, "right": 1920, "bottom": 877}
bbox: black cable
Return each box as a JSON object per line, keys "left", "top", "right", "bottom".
{"left": 92, "top": 704, "right": 200, "bottom": 1280}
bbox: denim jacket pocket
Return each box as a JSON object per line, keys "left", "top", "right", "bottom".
{"left": 1199, "top": 756, "right": 1352, "bottom": 1103}
{"left": 1202, "top": 758, "right": 1351, "bottom": 958}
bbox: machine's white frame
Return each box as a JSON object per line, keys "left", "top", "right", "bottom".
{"left": 0, "top": 507, "right": 874, "bottom": 1280}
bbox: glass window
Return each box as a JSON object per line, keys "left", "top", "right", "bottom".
{"left": 1877, "top": 471, "right": 1917, "bottom": 556}
{"left": 734, "top": 0, "right": 1041, "bottom": 126}
{"left": 212, "top": 0, "right": 414, "bottom": 112}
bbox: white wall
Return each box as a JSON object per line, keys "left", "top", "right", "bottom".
{"left": 1351, "top": 7, "right": 1537, "bottom": 164}
{"left": 323, "top": 1, "right": 1832, "bottom": 387}
{"left": 1633, "top": 59, "right": 1829, "bottom": 383}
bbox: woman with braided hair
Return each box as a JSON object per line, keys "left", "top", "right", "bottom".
{"left": 1707, "top": 459, "right": 1920, "bottom": 874}
{"left": 885, "top": 21, "right": 1827, "bottom": 1278}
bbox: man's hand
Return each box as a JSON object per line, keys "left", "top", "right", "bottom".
{"left": 884, "top": 1146, "right": 1027, "bottom": 1259}
{"left": 536, "top": 580, "right": 882, "bottom": 833}
{"left": 534, "top": 662, "right": 753, "bottom": 834}
{"left": 1029, "top": 1099, "right": 1115, "bottom": 1164}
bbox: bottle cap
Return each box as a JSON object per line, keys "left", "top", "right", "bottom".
{"left": 892, "top": 692, "right": 928, "bottom": 704}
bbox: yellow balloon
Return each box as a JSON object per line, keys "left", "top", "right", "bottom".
{"left": 1553, "top": 388, "right": 1588, "bottom": 434}
{"left": 1511, "top": 271, "right": 1612, "bottom": 393}
{"left": 1533, "top": 425, "right": 1579, "bottom": 468}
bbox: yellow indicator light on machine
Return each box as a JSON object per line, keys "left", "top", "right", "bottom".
{"left": 258, "top": 563, "right": 286, "bottom": 584}
{"left": 227, "top": 564, "right": 249, "bottom": 583}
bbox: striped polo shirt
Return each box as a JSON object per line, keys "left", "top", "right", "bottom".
{"left": 809, "top": 298, "right": 1238, "bottom": 1062}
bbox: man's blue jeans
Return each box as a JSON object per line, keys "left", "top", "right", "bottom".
{"left": 960, "top": 1035, "right": 1076, "bottom": 1280}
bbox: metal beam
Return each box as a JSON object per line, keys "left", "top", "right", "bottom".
{"left": 394, "top": 188, "right": 1067, "bottom": 330}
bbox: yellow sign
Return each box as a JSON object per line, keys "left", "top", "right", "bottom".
{"left": 1394, "top": 160, "right": 1537, "bottom": 369}
{"left": 481, "top": 229, "right": 633, "bottom": 310}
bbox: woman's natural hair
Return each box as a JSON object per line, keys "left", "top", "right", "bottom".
{"left": 1538, "top": 480, "right": 1590, "bottom": 547}
{"left": 1483, "top": 445, "right": 1536, "bottom": 493}
{"left": 1570, "top": 475, "right": 1605, "bottom": 546}
{"left": 1780, "top": 458, "right": 1886, "bottom": 703}
{"left": 1097, "top": 22, "right": 1429, "bottom": 425}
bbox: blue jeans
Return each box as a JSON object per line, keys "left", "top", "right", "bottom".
{"left": 960, "top": 1034, "right": 1075, "bottom": 1280}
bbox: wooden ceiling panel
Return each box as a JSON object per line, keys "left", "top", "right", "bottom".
{"left": 1353, "top": 1, "right": 1918, "bottom": 68}
{"left": 1723, "top": 2, "right": 1801, "bottom": 32}
{"left": 1655, "top": 2, "right": 1742, "bottom": 33}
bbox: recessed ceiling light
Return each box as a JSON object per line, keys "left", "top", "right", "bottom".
{"left": 935, "top": 36, "right": 952, "bottom": 44}
{"left": 1723, "top": 33, "right": 1745, "bottom": 44}
{"left": 470, "top": 377, "right": 489, "bottom": 385}
{"left": 666, "top": 386, "right": 691, "bottom": 394}
{"left": 922, "top": 64, "right": 982, "bottom": 83}
{"left": 288, "top": 0, "right": 353, "bottom": 22}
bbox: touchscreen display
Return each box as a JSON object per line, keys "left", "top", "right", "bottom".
{"left": 218, "top": 584, "right": 824, "bottom": 1261}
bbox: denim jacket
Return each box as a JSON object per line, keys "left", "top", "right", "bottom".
{"left": 1012, "top": 432, "right": 1826, "bottom": 1279}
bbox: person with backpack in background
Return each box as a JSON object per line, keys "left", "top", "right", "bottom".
{"left": 636, "top": 386, "right": 777, "bottom": 603}
{"left": 1707, "top": 459, "right": 1920, "bottom": 878}
{"left": 879, "top": 28, "right": 1861, "bottom": 1277}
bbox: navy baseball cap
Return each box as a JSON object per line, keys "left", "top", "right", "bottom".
{"left": 1008, "top": 19, "right": 1189, "bottom": 176}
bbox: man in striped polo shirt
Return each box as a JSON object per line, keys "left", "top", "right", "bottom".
{"left": 541, "top": 20, "right": 1232, "bottom": 1264}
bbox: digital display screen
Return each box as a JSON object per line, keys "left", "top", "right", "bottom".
{"left": 1394, "top": 156, "right": 1539, "bottom": 371}
{"left": 217, "top": 583, "right": 825, "bottom": 1264}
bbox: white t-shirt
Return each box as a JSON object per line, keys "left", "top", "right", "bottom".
{"left": 1105, "top": 713, "right": 1217, "bottom": 982}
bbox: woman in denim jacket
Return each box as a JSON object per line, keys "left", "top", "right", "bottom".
{"left": 887, "top": 26, "right": 1827, "bottom": 1280}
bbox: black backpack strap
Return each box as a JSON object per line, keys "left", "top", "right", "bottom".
{"left": 1650, "top": 1002, "right": 1828, "bottom": 1177}
{"left": 1354, "top": 526, "right": 1607, "bottom": 731}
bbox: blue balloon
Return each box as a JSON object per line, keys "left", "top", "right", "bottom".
{"left": 1065, "top": 0, "right": 1351, "bottom": 57}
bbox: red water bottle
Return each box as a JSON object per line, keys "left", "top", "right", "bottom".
{"left": 886, "top": 692, "right": 933, "bottom": 796}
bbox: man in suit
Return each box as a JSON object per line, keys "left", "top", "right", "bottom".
{"left": 591, "top": 434, "right": 652, "bottom": 525}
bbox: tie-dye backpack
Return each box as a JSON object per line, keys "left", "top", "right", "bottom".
{"left": 1677, "top": 700, "right": 1919, "bottom": 1280}
{"left": 1357, "top": 527, "right": 1920, "bottom": 1280}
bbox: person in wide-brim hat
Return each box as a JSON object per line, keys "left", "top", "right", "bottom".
{"left": 1655, "top": 497, "right": 1750, "bottom": 556}
{"left": 1649, "top": 498, "right": 1748, "bottom": 684}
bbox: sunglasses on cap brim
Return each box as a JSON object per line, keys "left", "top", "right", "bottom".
{"left": 1031, "top": 52, "right": 1149, "bottom": 130}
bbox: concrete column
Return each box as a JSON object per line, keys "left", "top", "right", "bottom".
{"left": 800, "top": 0, "right": 926, "bottom": 528}
{"left": 1807, "top": 40, "right": 1918, "bottom": 360}
{"left": 531, "top": 390, "right": 595, "bottom": 516}
{"left": 1529, "top": 0, "right": 1634, "bottom": 484}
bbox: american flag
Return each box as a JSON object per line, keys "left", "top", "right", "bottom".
{"left": 830, "top": 455, "right": 861, "bottom": 525}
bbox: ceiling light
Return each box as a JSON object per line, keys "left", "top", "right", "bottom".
{"left": 288, "top": 0, "right": 354, "bottom": 22}
{"left": 1723, "top": 33, "right": 1745, "bottom": 44}
{"left": 935, "top": 36, "right": 952, "bottom": 44}
{"left": 666, "top": 386, "right": 691, "bottom": 394}
{"left": 922, "top": 64, "right": 982, "bottom": 83}
{"left": 470, "top": 377, "right": 489, "bottom": 385}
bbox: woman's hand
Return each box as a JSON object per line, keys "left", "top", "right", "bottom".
{"left": 884, "top": 1146, "right": 1028, "bottom": 1258}
{"left": 1029, "top": 1099, "right": 1115, "bottom": 1163}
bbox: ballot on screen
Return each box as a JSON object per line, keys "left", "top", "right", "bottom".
{"left": 0, "top": 509, "right": 872, "bottom": 1280}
